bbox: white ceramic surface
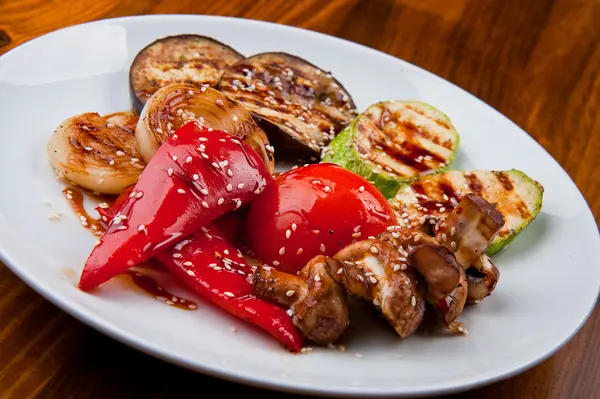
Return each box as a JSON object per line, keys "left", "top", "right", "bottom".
{"left": 0, "top": 15, "right": 598, "bottom": 398}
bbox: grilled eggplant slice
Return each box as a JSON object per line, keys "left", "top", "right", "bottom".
{"left": 136, "top": 83, "right": 274, "bottom": 172}
{"left": 218, "top": 52, "right": 357, "bottom": 161}
{"left": 322, "top": 101, "right": 459, "bottom": 198}
{"left": 130, "top": 35, "right": 244, "bottom": 114}
{"left": 389, "top": 170, "right": 543, "bottom": 255}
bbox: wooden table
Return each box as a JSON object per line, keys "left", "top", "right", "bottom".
{"left": 1, "top": 0, "right": 599, "bottom": 397}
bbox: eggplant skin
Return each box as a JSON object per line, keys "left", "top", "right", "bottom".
{"left": 130, "top": 34, "right": 244, "bottom": 114}
{"left": 218, "top": 52, "right": 357, "bottom": 161}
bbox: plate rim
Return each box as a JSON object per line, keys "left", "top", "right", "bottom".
{"left": 1, "top": 14, "right": 599, "bottom": 398}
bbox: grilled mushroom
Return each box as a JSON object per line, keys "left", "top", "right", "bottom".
{"left": 218, "top": 52, "right": 357, "bottom": 161}
{"left": 466, "top": 255, "right": 500, "bottom": 303}
{"left": 379, "top": 227, "right": 467, "bottom": 334}
{"left": 434, "top": 193, "right": 505, "bottom": 267}
{"left": 253, "top": 255, "right": 349, "bottom": 344}
{"left": 327, "top": 239, "right": 425, "bottom": 338}
{"left": 407, "top": 244, "right": 468, "bottom": 334}
{"left": 433, "top": 193, "right": 504, "bottom": 303}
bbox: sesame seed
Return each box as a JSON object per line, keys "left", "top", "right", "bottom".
{"left": 441, "top": 233, "right": 447, "bottom": 242}
{"left": 201, "top": 153, "right": 209, "bottom": 159}
{"left": 314, "top": 275, "right": 321, "bottom": 282}
{"left": 353, "top": 225, "right": 361, "bottom": 232}
{"left": 401, "top": 263, "right": 408, "bottom": 270}
{"left": 286, "top": 309, "right": 293, "bottom": 316}
{"left": 352, "top": 232, "right": 361, "bottom": 238}
{"left": 136, "top": 191, "right": 144, "bottom": 199}
{"left": 177, "top": 188, "right": 186, "bottom": 194}
{"left": 172, "top": 155, "right": 178, "bottom": 161}
{"left": 358, "top": 186, "right": 365, "bottom": 192}
{"left": 357, "top": 275, "right": 365, "bottom": 282}
{"left": 193, "top": 174, "right": 199, "bottom": 181}
{"left": 167, "top": 168, "right": 174, "bottom": 176}
{"left": 186, "top": 156, "right": 192, "bottom": 163}
{"left": 188, "top": 304, "right": 197, "bottom": 309}
{"left": 320, "top": 243, "right": 326, "bottom": 252}
{"left": 451, "top": 241, "right": 457, "bottom": 250}
{"left": 323, "top": 186, "right": 331, "bottom": 193}
{"left": 291, "top": 223, "right": 297, "bottom": 231}
{"left": 414, "top": 235, "right": 421, "bottom": 242}
{"left": 393, "top": 264, "right": 401, "bottom": 271}
{"left": 286, "top": 290, "right": 295, "bottom": 297}
{"left": 84, "top": 146, "right": 93, "bottom": 151}
{"left": 187, "top": 270, "right": 196, "bottom": 277}
{"left": 279, "top": 247, "right": 286, "bottom": 255}
{"left": 273, "top": 261, "right": 280, "bottom": 266}
{"left": 183, "top": 261, "right": 193, "bottom": 266}
{"left": 237, "top": 183, "right": 245, "bottom": 189}
{"left": 224, "top": 291, "right": 235, "bottom": 298}
{"left": 226, "top": 184, "right": 233, "bottom": 192}
{"left": 109, "top": 159, "right": 115, "bottom": 165}
{"left": 450, "top": 227, "right": 456, "bottom": 236}
{"left": 411, "top": 296, "right": 416, "bottom": 306}
{"left": 47, "top": 212, "right": 61, "bottom": 220}
{"left": 218, "top": 198, "right": 224, "bottom": 205}
{"left": 227, "top": 169, "right": 234, "bottom": 177}
{"left": 297, "top": 248, "right": 303, "bottom": 255}
{"left": 369, "top": 276, "right": 378, "bottom": 284}
{"left": 216, "top": 99, "right": 224, "bottom": 107}
{"left": 440, "top": 207, "right": 446, "bottom": 212}
{"left": 286, "top": 229, "right": 291, "bottom": 239}
{"left": 137, "top": 224, "right": 146, "bottom": 232}
{"left": 116, "top": 150, "right": 125, "bottom": 156}
{"left": 370, "top": 246, "right": 378, "bottom": 254}
{"left": 202, "top": 201, "right": 209, "bottom": 208}
{"left": 219, "top": 160, "right": 229, "bottom": 168}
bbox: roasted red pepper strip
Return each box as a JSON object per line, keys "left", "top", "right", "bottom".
{"left": 155, "top": 226, "right": 303, "bottom": 352}
{"left": 80, "top": 122, "right": 272, "bottom": 290}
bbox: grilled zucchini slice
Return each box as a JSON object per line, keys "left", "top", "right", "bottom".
{"left": 130, "top": 35, "right": 244, "bottom": 113}
{"left": 218, "top": 52, "right": 357, "bottom": 161}
{"left": 322, "top": 101, "right": 459, "bottom": 198}
{"left": 389, "top": 170, "right": 543, "bottom": 255}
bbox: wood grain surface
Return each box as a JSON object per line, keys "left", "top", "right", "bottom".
{"left": 1, "top": 0, "right": 599, "bottom": 397}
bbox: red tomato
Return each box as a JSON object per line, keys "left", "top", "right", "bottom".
{"left": 246, "top": 163, "right": 397, "bottom": 274}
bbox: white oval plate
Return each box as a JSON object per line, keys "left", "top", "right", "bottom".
{"left": 0, "top": 15, "right": 598, "bottom": 398}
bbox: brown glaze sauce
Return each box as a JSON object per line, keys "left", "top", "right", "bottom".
{"left": 62, "top": 186, "right": 107, "bottom": 236}
{"left": 124, "top": 270, "right": 198, "bottom": 310}
{"left": 62, "top": 186, "right": 196, "bottom": 310}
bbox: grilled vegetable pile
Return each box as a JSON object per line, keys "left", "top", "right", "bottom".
{"left": 46, "top": 33, "right": 545, "bottom": 353}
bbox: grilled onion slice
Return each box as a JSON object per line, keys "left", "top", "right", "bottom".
{"left": 129, "top": 34, "right": 244, "bottom": 113}
{"left": 218, "top": 52, "right": 357, "bottom": 161}
{"left": 47, "top": 112, "right": 145, "bottom": 194}
{"left": 136, "top": 83, "right": 275, "bottom": 172}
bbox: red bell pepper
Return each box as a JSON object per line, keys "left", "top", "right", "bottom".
{"left": 79, "top": 122, "right": 272, "bottom": 290}
{"left": 155, "top": 226, "right": 303, "bottom": 352}
{"left": 94, "top": 174, "right": 299, "bottom": 350}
